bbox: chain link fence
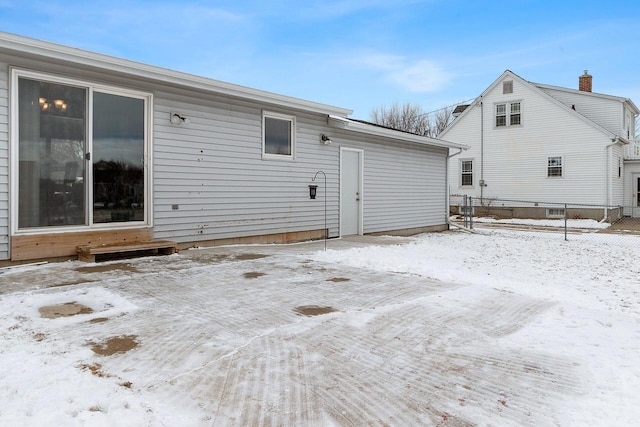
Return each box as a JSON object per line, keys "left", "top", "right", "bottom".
{"left": 449, "top": 195, "right": 640, "bottom": 244}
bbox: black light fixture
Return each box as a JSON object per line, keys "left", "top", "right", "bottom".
{"left": 308, "top": 184, "right": 318, "bottom": 199}
{"left": 309, "top": 171, "right": 327, "bottom": 250}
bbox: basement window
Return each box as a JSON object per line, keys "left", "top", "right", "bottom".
{"left": 547, "top": 208, "right": 565, "bottom": 218}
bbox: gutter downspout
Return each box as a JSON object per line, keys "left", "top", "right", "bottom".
{"left": 479, "top": 99, "right": 484, "bottom": 202}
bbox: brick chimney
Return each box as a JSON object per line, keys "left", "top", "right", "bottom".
{"left": 579, "top": 70, "right": 592, "bottom": 92}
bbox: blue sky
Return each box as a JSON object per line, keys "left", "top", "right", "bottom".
{"left": 1, "top": 0, "right": 639, "bottom": 119}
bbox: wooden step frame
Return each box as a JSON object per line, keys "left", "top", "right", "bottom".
{"left": 77, "top": 240, "right": 177, "bottom": 262}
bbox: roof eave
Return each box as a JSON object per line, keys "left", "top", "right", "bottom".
{"left": 328, "top": 115, "right": 469, "bottom": 150}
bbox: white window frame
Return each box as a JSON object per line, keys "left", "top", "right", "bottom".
{"left": 460, "top": 159, "right": 473, "bottom": 187}
{"left": 10, "top": 68, "right": 153, "bottom": 235}
{"left": 546, "top": 208, "right": 565, "bottom": 218}
{"left": 495, "top": 100, "right": 522, "bottom": 128}
{"left": 262, "top": 111, "right": 296, "bottom": 160}
{"left": 547, "top": 156, "right": 563, "bottom": 178}
{"left": 503, "top": 80, "right": 513, "bottom": 94}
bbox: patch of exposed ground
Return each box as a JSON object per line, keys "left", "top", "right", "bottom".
{"left": 327, "top": 277, "right": 350, "bottom": 282}
{"left": 89, "top": 317, "right": 109, "bottom": 324}
{"left": 80, "top": 363, "right": 110, "bottom": 378}
{"left": 243, "top": 271, "right": 266, "bottom": 279}
{"left": 234, "top": 253, "right": 270, "bottom": 261}
{"left": 47, "top": 279, "right": 97, "bottom": 288}
{"left": 91, "top": 335, "right": 138, "bottom": 356}
{"left": 75, "top": 263, "right": 139, "bottom": 274}
{"left": 39, "top": 302, "right": 93, "bottom": 319}
{"left": 294, "top": 305, "right": 337, "bottom": 316}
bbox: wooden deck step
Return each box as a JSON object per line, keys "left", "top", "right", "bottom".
{"left": 77, "top": 240, "right": 177, "bottom": 262}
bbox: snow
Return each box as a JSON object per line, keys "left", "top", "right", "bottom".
{"left": 454, "top": 215, "right": 612, "bottom": 229}
{"left": 1, "top": 225, "right": 639, "bottom": 426}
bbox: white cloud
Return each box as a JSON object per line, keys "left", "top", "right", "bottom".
{"left": 391, "top": 59, "right": 449, "bottom": 92}
{"left": 355, "top": 53, "right": 450, "bottom": 93}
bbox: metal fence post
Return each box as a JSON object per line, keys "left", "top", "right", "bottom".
{"left": 470, "top": 197, "right": 473, "bottom": 230}
{"left": 564, "top": 203, "right": 568, "bottom": 241}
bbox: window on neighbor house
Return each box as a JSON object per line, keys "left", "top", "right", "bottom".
{"left": 547, "top": 156, "right": 563, "bottom": 177}
{"left": 618, "top": 156, "right": 621, "bottom": 178}
{"left": 263, "top": 112, "right": 295, "bottom": 159}
{"left": 461, "top": 160, "right": 473, "bottom": 186}
{"left": 496, "top": 104, "right": 507, "bottom": 127}
{"left": 503, "top": 80, "right": 513, "bottom": 94}
{"left": 496, "top": 102, "right": 522, "bottom": 127}
{"left": 15, "top": 71, "right": 150, "bottom": 230}
{"left": 510, "top": 102, "right": 521, "bottom": 125}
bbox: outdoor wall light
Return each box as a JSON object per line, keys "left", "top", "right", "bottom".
{"left": 308, "top": 184, "right": 318, "bottom": 199}
{"left": 320, "top": 134, "right": 332, "bottom": 145}
{"left": 170, "top": 112, "right": 190, "bottom": 125}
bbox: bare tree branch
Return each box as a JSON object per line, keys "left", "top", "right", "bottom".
{"left": 369, "top": 102, "right": 453, "bottom": 137}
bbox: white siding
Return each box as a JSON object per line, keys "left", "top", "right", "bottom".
{"left": 152, "top": 91, "right": 448, "bottom": 243}
{"left": 152, "top": 93, "right": 342, "bottom": 242}
{"left": 0, "top": 62, "right": 8, "bottom": 259}
{"left": 446, "top": 76, "right": 613, "bottom": 206}
{"left": 333, "top": 133, "right": 447, "bottom": 234}
{"left": 611, "top": 145, "right": 625, "bottom": 206}
{"left": 538, "top": 87, "right": 622, "bottom": 135}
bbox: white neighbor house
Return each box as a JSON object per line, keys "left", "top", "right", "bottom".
{"left": 441, "top": 70, "right": 640, "bottom": 220}
{"left": 0, "top": 32, "right": 467, "bottom": 263}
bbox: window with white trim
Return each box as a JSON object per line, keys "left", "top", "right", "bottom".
{"left": 547, "top": 156, "right": 563, "bottom": 177}
{"left": 12, "top": 70, "right": 151, "bottom": 231}
{"left": 547, "top": 208, "right": 565, "bottom": 218}
{"left": 461, "top": 160, "right": 473, "bottom": 186}
{"left": 262, "top": 112, "right": 295, "bottom": 159}
{"left": 495, "top": 101, "right": 522, "bottom": 127}
{"left": 503, "top": 80, "right": 513, "bottom": 94}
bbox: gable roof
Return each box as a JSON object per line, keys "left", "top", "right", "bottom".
{"left": 440, "top": 69, "right": 637, "bottom": 142}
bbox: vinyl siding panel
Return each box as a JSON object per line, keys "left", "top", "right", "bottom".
{"left": 0, "top": 62, "right": 8, "bottom": 259}
{"left": 447, "top": 76, "right": 612, "bottom": 206}
{"left": 152, "top": 92, "right": 448, "bottom": 242}
{"left": 328, "top": 130, "right": 447, "bottom": 234}
{"left": 152, "top": 94, "right": 342, "bottom": 242}
{"left": 538, "top": 87, "right": 622, "bottom": 135}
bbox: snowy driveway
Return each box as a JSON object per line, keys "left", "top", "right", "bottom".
{"left": 1, "top": 230, "right": 639, "bottom": 426}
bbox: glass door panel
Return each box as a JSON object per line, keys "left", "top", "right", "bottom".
{"left": 18, "top": 78, "right": 86, "bottom": 228}
{"left": 92, "top": 92, "right": 145, "bottom": 223}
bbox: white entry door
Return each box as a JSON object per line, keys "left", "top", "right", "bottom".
{"left": 340, "top": 148, "right": 363, "bottom": 236}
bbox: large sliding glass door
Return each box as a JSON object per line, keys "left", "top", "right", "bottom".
{"left": 18, "top": 78, "right": 87, "bottom": 228}
{"left": 92, "top": 92, "right": 145, "bottom": 223}
{"left": 14, "top": 71, "right": 150, "bottom": 232}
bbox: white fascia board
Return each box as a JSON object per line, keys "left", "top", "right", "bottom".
{"left": 328, "top": 115, "right": 469, "bottom": 150}
{"left": 0, "top": 31, "right": 352, "bottom": 117}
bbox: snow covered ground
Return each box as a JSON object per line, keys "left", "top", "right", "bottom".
{"left": 1, "top": 225, "right": 639, "bottom": 426}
